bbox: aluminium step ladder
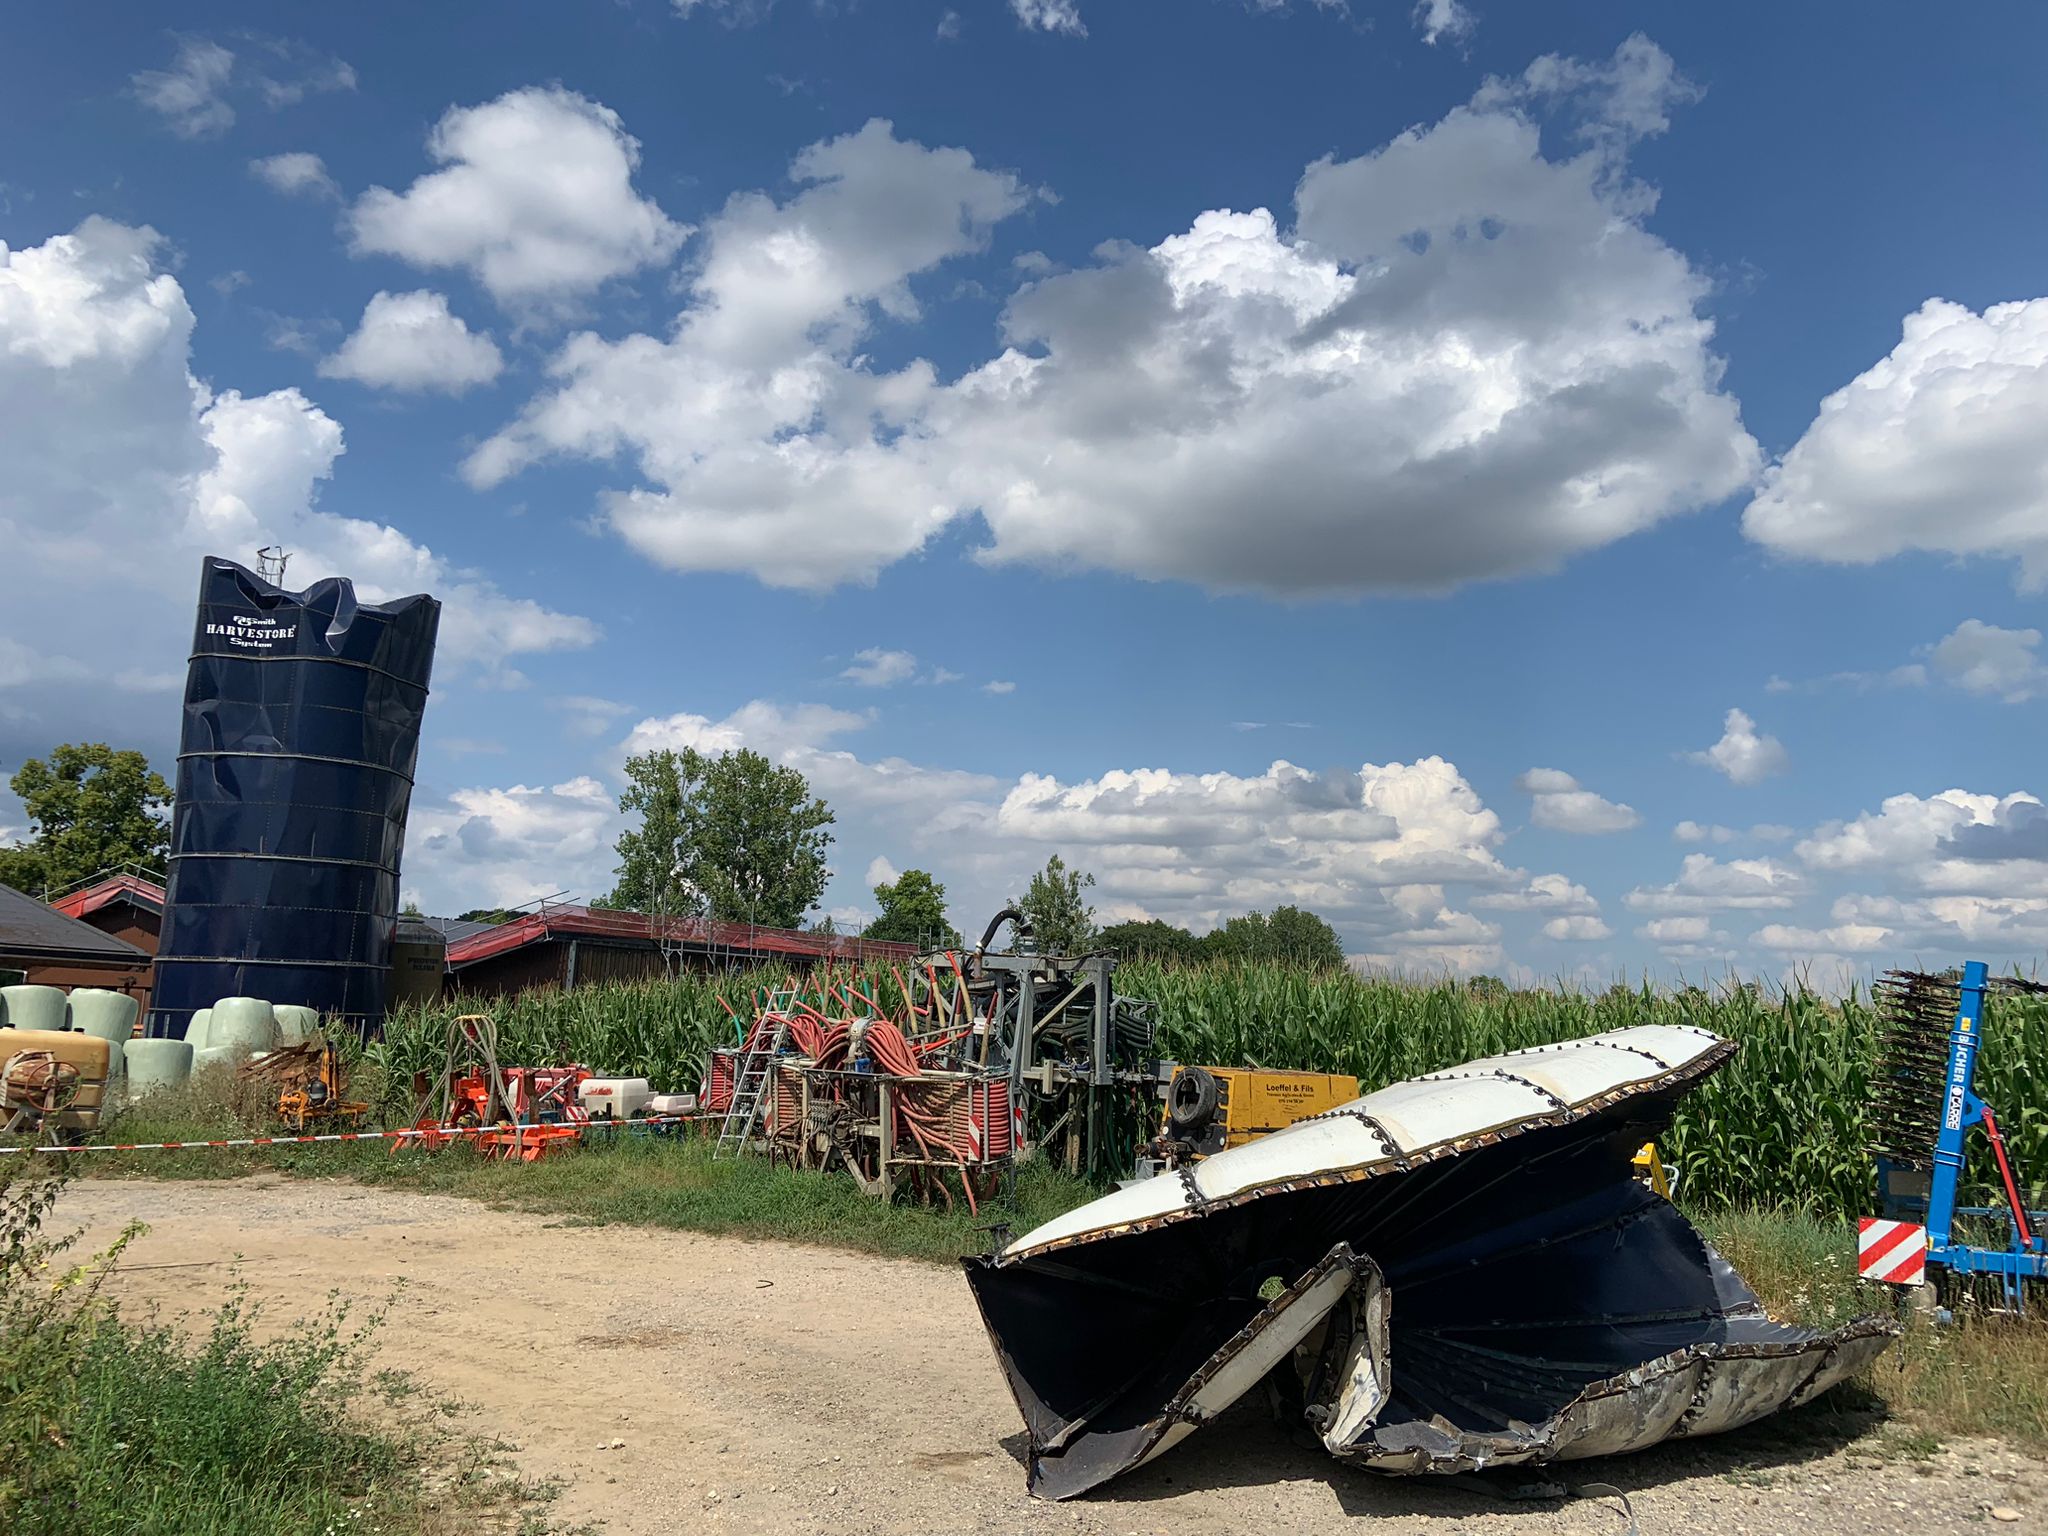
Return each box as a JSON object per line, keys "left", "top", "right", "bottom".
{"left": 713, "top": 992, "right": 795, "bottom": 1159}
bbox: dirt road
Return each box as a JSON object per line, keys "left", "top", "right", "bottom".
{"left": 59, "top": 1177, "right": 2042, "bottom": 1535}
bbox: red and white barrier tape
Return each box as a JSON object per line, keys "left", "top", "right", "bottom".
{"left": 0, "top": 1111, "right": 719, "bottom": 1157}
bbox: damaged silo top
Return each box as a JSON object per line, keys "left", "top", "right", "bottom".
{"left": 964, "top": 1025, "right": 1896, "bottom": 1501}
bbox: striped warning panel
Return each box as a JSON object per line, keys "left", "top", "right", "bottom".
{"left": 1857, "top": 1217, "right": 1928, "bottom": 1285}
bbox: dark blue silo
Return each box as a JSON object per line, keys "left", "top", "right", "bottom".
{"left": 149, "top": 557, "right": 440, "bottom": 1039}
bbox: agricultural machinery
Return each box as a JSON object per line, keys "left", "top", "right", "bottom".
{"left": 707, "top": 909, "right": 1174, "bottom": 1203}
{"left": 1865, "top": 963, "right": 2046, "bottom": 1308}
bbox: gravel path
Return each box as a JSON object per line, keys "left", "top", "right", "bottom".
{"left": 59, "top": 1176, "right": 2044, "bottom": 1535}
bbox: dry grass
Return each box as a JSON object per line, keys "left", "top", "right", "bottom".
{"left": 1703, "top": 1208, "right": 2048, "bottom": 1450}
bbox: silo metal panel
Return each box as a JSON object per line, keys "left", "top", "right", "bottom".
{"left": 149, "top": 557, "right": 439, "bottom": 1039}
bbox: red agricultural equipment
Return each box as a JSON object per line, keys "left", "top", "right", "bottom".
{"left": 401, "top": 1013, "right": 593, "bottom": 1162}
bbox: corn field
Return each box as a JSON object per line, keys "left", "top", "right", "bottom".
{"left": 372, "top": 964, "right": 2048, "bottom": 1219}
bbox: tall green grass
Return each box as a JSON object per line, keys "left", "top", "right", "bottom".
{"left": 371, "top": 963, "right": 2048, "bottom": 1219}
{"left": 0, "top": 1163, "right": 545, "bottom": 1536}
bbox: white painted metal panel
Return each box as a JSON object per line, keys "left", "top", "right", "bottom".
{"left": 1420, "top": 1042, "right": 1672, "bottom": 1103}
{"left": 1576, "top": 1024, "right": 1723, "bottom": 1070}
{"left": 1191, "top": 1112, "right": 1389, "bottom": 1201}
{"left": 1351, "top": 1073, "right": 1556, "bottom": 1152}
{"left": 1006, "top": 1167, "right": 1185, "bottom": 1253}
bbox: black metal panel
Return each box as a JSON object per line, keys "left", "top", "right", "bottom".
{"left": 149, "top": 557, "right": 439, "bottom": 1039}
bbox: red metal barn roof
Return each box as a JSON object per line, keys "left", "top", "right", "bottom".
{"left": 442, "top": 904, "right": 919, "bottom": 971}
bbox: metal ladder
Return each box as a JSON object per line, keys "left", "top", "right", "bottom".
{"left": 713, "top": 994, "right": 794, "bottom": 1159}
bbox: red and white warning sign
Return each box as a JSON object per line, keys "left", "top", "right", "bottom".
{"left": 1857, "top": 1217, "right": 1928, "bottom": 1285}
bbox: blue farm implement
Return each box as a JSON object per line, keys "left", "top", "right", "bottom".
{"left": 1867, "top": 963, "right": 2046, "bottom": 1308}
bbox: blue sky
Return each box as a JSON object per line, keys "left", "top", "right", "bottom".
{"left": 4, "top": 0, "right": 2048, "bottom": 986}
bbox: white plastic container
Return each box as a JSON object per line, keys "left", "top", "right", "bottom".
{"left": 208, "top": 997, "right": 278, "bottom": 1055}
{"left": 579, "top": 1077, "right": 653, "bottom": 1120}
{"left": 184, "top": 1007, "right": 214, "bottom": 1049}
{"left": 647, "top": 1092, "right": 698, "bottom": 1116}
{"left": 0, "top": 984, "right": 69, "bottom": 1034}
{"left": 273, "top": 1004, "right": 320, "bottom": 1045}
{"left": 124, "top": 1037, "right": 195, "bottom": 1096}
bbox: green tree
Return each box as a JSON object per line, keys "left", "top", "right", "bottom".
{"left": 1013, "top": 854, "right": 1096, "bottom": 954}
{"left": 455, "top": 907, "right": 521, "bottom": 925}
{"left": 1201, "top": 905, "right": 1345, "bottom": 970}
{"left": 0, "top": 743, "right": 171, "bottom": 895}
{"left": 866, "top": 868, "right": 962, "bottom": 948}
{"left": 690, "top": 749, "right": 834, "bottom": 928}
{"left": 608, "top": 747, "right": 835, "bottom": 930}
{"left": 1096, "top": 918, "right": 1200, "bottom": 963}
{"left": 606, "top": 748, "right": 705, "bottom": 915}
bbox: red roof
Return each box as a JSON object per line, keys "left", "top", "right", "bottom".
{"left": 51, "top": 872, "right": 165, "bottom": 922}
{"left": 444, "top": 903, "right": 917, "bottom": 970}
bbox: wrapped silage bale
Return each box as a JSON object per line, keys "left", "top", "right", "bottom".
{"left": 208, "top": 997, "right": 278, "bottom": 1054}
{"left": 183, "top": 1006, "right": 213, "bottom": 1048}
{"left": 273, "top": 1004, "right": 319, "bottom": 1045}
{"left": 124, "top": 1038, "right": 194, "bottom": 1096}
{"left": 67, "top": 989, "right": 138, "bottom": 1083}
{"left": 193, "top": 1045, "right": 243, "bottom": 1073}
{"left": 0, "top": 984, "right": 69, "bottom": 1034}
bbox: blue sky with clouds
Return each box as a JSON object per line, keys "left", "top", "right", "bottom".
{"left": 5, "top": 0, "right": 2048, "bottom": 986}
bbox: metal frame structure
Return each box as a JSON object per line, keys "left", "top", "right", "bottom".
{"left": 1874, "top": 961, "right": 2046, "bottom": 1303}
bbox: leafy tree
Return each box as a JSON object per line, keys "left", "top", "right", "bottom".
{"left": 608, "top": 747, "right": 835, "bottom": 930}
{"left": 1014, "top": 854, "right": 1096, "bottom": 954}
{"left": 689, "top": 749, "right": 834, "bottom": 929}
{"left": 866, "top": 868, "right": 962, "bottom": 948}
{"left": 0, "top": 743, "right": 171, "bottom": 895}
{"left": 607, "top": 748, "right": 704, "bottom": 915}
{"left": 1096, "top": 918, "right": 1200, "bottom": 963}
{"left": 401, "top": 899, "right": 424, "bottom": 917}
{"left": 1201, "top": 905, "right": 1346, "bottom": 971}
{"left": 455, "top": 907, "right": 521, "bottom": 925}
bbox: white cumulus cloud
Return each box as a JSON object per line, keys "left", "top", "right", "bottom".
{"left": 250, "top": 151, "right": 339, "bottom": 199}
{"left": 1624, "top": 854, "right": 1807, "bottom": 913}
{"left": 131, "top": 35, "right": 355, "bottom": 140}
{"left": 1543, "top": 915, "right": 1611, "bottom": 942}
{"left": 1688, "top": 707, "right": 1788, "bottom": 785}
{"left": 1413, "top": 0, "right": 1474, "bottom": 46}
{"left": 1926, "top": 619, "right": 2046, "bottom": 702}
{"left": 472, "top": 41, "right": 1756, "bottom": 597}
{"left": 348, "top": 87, "right": 689, "bottom": 312}
{"left": 1515, "top": 767, "right": 1640, "bottom": 834}
{"left": 840, "top": 648, "right": 919, "bottom": 687}
{"left": 320, "top": 290, "right": 504, "bottom": 394}
{"left": 0, "top": 216, "right": 593, "bottom": 754}
{"left": 1744, "top": 297, "right": 2048, "bottom": 588}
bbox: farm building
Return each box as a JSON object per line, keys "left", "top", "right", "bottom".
{"left": 0, "top": 877, "right": 154, "bottom": 1003}
{"left": 438, "top": 902, "right": 918, "bottom": 999}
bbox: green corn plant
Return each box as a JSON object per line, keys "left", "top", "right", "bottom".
{"left": 371, "top": 958, "right": 2047, "bottom": 1219}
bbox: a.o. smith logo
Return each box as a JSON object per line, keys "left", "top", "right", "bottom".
{"left": 205, "top": 612, "right": 298, "bottom": 650}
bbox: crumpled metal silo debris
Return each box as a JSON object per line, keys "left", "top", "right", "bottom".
{"left": 963, "top": 1025, "right": 1897, "bottom": 1501}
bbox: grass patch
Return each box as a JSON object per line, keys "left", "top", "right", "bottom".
{"left": 72, "top": 1079, "right": 2048, "bottom": 1452}
{"left": 84, "top": 1073, "right": 1096, "bottom": 1264}
{"left": 1700, "top": 1207, "right": 2048, "bottom": 1452}
{"left": 0, "top": 1161, "right": 554, "bottom": 1535}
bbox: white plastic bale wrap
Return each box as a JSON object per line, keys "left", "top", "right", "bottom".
{"left": 183, "top": 1007, "right": 214, "bottom": 1049}
{"left": 273, "top": 1004, "right": 320, "bottom": 1045}
{"left": 0, "top": 984, "right": 70, "bottom": 1035}
{"left": 964, "top": 1025, "right": 1898, "bottom": 1501}
{"left": 123, "top": 1037, "right": 195, "bottom": 1096}
{"left": 67, "top": 989, "right": 138, "bottom": 1082}
{"left": 207, "top": 997, "right": 279, "bottom": 1054}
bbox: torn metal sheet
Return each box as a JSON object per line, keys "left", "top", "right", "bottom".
{"left": 964, "top": 1025, "right": 1897, "bottom": 1501}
